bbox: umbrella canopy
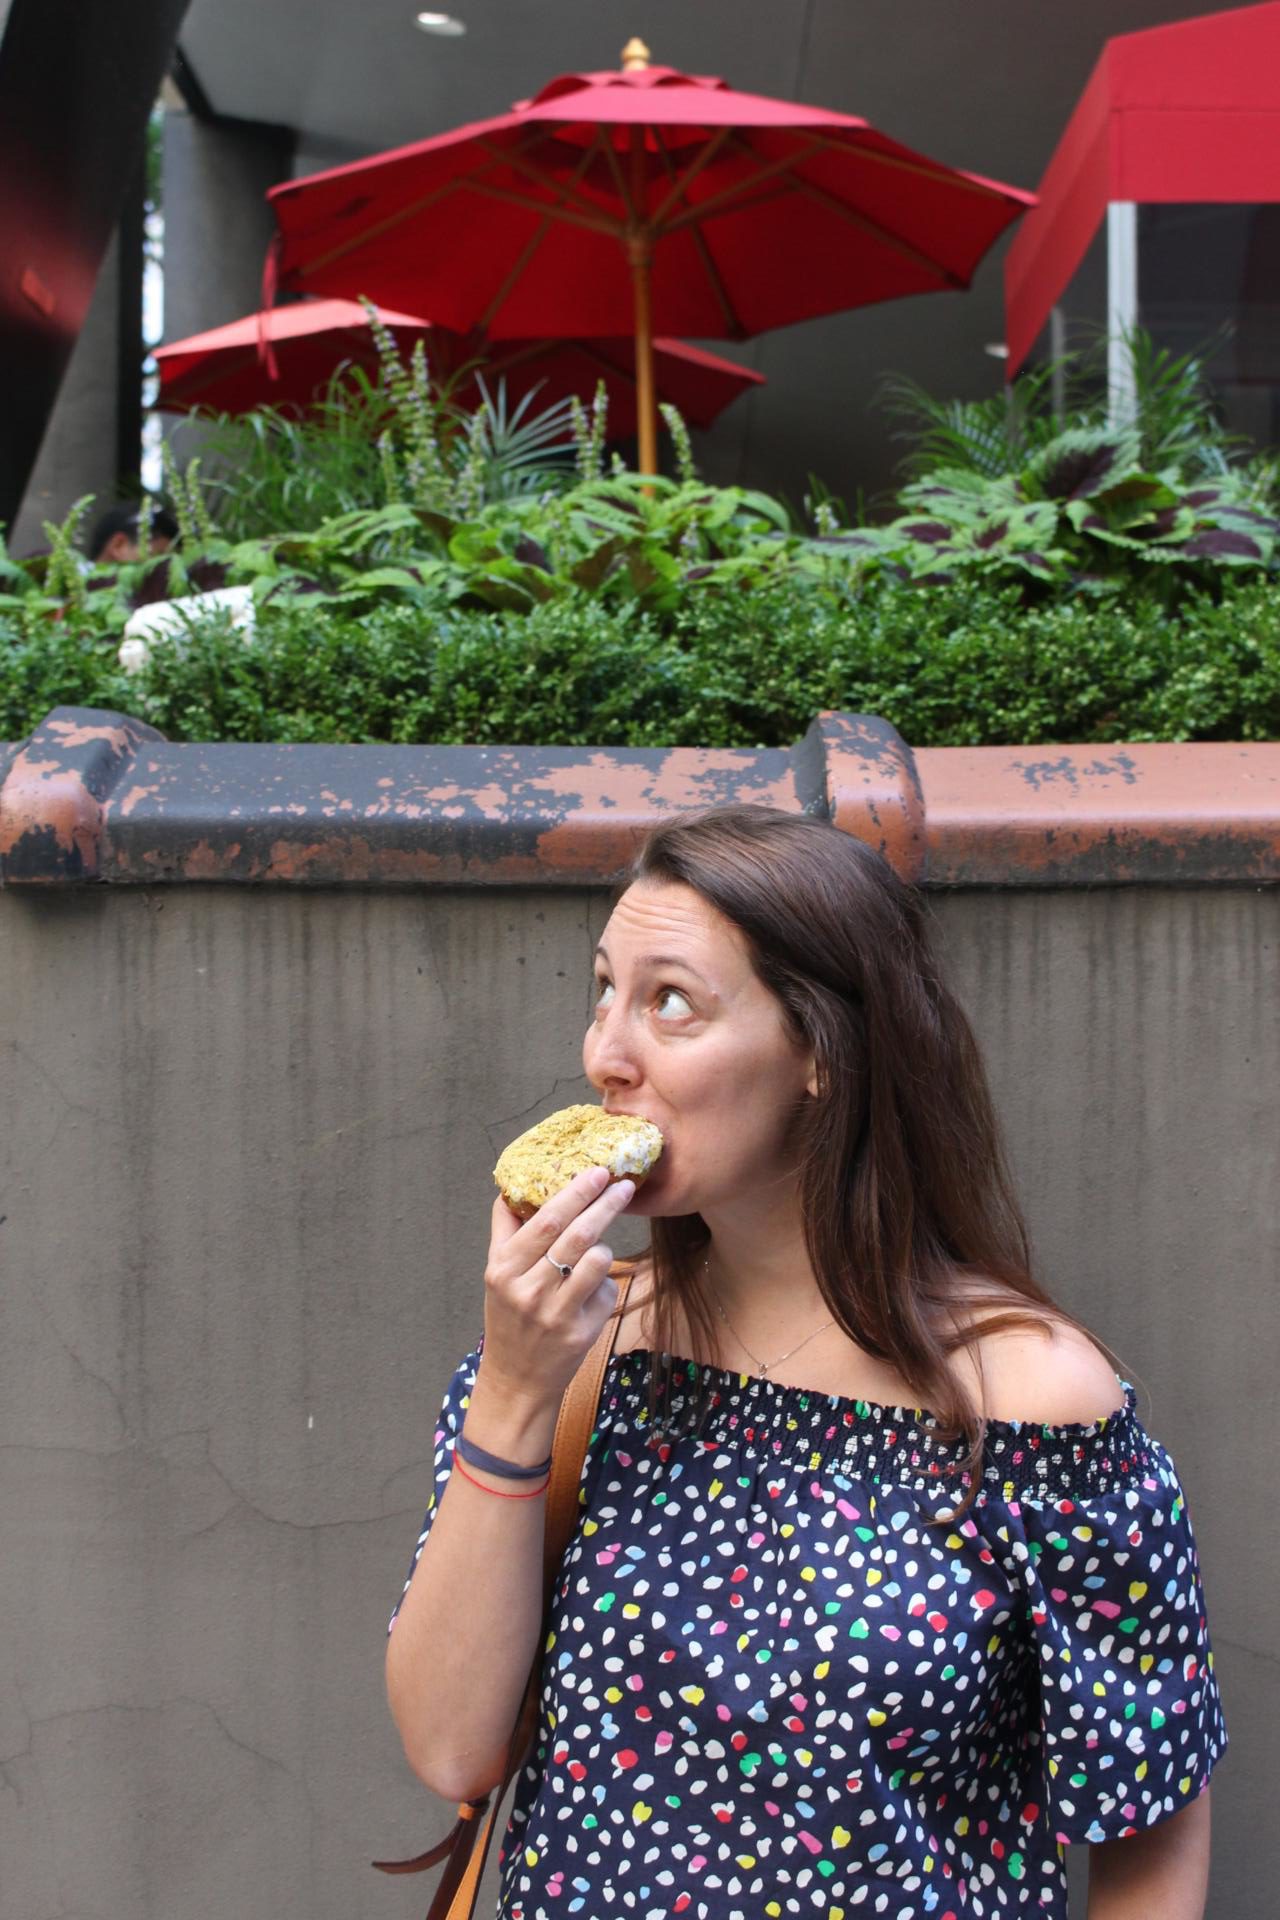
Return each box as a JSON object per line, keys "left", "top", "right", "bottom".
{"left": 267, "top": 39, "right": 1035, "bottom": 470}
{"left": 152, "top": 298, "right": 765, "bottom": 435}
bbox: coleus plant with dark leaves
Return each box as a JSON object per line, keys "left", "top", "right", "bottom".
{"left": 868, "top": 425, "right": 1280, "bottom": 598}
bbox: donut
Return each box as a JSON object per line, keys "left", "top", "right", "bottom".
{"left": 493, "top": 1105, "right": 664, "bottom": 1220}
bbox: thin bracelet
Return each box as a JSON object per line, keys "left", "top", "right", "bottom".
{"left": 453, "top": 1454, "right": 551, "bottom": 1500}
{"left": 456, "top": 1431, "right": 553, "bottom": 1481}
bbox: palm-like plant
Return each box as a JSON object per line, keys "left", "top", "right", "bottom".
{"left": 172, "top": 322, "right": 585, "bottom": 541}
{"left": 877, "top": 323, "right": 1260, "bottom": 492}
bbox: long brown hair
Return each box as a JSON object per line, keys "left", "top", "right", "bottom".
{"left": 625, "top": 803, "right": 1109, "bottom": 1517}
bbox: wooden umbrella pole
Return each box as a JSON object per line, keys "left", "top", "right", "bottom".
{"left": 627, "top": 113, "right": 658, "bottom": 480}
{"left": 628, "top": 230, "right": 658, "bottom": 477}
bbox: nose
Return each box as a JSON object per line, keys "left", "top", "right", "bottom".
{"left": 585, "top": 999, "right": 641, "bottom": 1094}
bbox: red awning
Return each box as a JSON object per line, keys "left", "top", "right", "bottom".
{"left": 1004, "top": 1, "right": 1280, "bottom": 374}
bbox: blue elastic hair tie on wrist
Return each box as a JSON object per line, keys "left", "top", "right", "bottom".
{"left": 455, "top": 1431, "right": 553, "bottom": 1480}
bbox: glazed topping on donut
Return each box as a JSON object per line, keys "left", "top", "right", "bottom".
{"left": 493, "top": 1105, "right": 664, "bottom": 1218}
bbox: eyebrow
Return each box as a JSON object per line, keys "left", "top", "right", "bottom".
{"left": 594, "top": 944, "right": 711, "bottom": 987}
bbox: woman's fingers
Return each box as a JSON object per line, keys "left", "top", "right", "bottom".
{"left": 480, "top": 1169, "right": 632, "bottom": 1400}
{"left": 540, "top": 1181, "right": 633, "bottom": 1279}
{"left": 521, "top": 1166, "right": 612, "bottom": 1250}
{"left": 491, "top": 1168, "right": 633, "bottom": 1286}
{"left": 556, "top": 1240, "right": 619, "bottom": 1313}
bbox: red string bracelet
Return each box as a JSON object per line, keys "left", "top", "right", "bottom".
{"left": 453, "top": 1455, "right": 551, "bottom": 1500}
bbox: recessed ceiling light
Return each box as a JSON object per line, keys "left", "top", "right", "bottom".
{"left": 415, "top": 11, "right": 466, "bottom": 33}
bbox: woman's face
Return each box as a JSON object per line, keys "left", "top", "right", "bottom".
{"left": 583, "top": 879, "right": 815, "bottom": 1219}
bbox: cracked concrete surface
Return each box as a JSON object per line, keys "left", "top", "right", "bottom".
{"left": 0, "top": 880, "right": 1275, "bottom": 1915}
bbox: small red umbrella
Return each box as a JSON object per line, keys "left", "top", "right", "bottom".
{"left": 152, "top": 298, "right": 764, "bottom": 436}
{"left": 267, "top": 39, "right": 1035, "bottom": 471}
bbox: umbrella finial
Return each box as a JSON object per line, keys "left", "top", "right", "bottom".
{"left": 621, "top": 37, "right": 650, "bottom": 71}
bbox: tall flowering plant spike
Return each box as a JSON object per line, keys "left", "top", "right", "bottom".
{"left": 660, "top": 404, "right": 697, "bottom": 485}
{"left": 589, "top": 380, "right": 608, "bottom": 479}
{"left": 570, "top": 396, "right": 594, "bottom": 483}
{"left": 183, "top": 457, "right": 217, "bottom": 547}
{"left": 161, "top": 443, "right": 197, "bottom": 548}
{"left": 41, "top": 495, "right": 94, "bottom": 612}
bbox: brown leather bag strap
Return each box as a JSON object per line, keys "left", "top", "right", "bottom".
{"left": 374, "top": 1264, "right": 636, "bottom": 1920}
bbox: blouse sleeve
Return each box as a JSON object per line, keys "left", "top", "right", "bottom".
{"left": 1004, "top": 1415, "right": 1227, "bottom": 1844}
{"left": 386, "top": 1342, "right": 481, "bottom": 1635}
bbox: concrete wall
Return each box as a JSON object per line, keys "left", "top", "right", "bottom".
{"left": 9, "top": 234, "right": 123, "bottom": 557}
{"left": 162, "top": 109, "right": 294, "bottom": 342}
{"left": 0, "top": 872, "right": 1274, "bottom": 1917}
{"left": 159, "top": 107, "right": 295, "bottom": 473}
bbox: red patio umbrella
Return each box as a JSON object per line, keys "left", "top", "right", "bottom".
{"left": 152, "top": 298, "right": 764, "bottom": 436}
{"left": 266, "top": 38, "right": 1035, "bottom": 472}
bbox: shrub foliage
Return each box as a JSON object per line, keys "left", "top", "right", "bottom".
{"left": 3, "top": 326, "right": 1277, "bottom": 748}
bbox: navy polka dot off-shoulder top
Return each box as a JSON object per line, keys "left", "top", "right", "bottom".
{"left": 391, "top": 1343, "right": 1227, "bottom": 1920}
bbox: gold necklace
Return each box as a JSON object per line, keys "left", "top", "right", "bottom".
{"left": 705, "top": 1256, "right": 836, "bottom": 1377}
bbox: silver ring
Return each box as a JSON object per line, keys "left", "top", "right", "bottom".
{"left": 544, "top": 1253, "right": 574, "bottom": 1280}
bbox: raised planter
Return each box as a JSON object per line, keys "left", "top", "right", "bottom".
{"left": 1, "top": 705, "right": 1277, "bottom": 888}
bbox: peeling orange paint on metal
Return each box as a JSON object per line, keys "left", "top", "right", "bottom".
{"left": 182, "top": 840, "right": 231, "bottom": 881}
{"left": 915, "top": 742, "right": 1280, "bottom": 883}
{"left": 816, "top": 713, "right": 926, "bottom": 882}
{"left": 44, "top": 718, "right": 133, "bottom": 750}
{"left": 115, "top": 784, "right": 162, "bottom": 819}
{"left": 5, "top": 704, "right": 1278, "bottom": 891}
{"left": 0, "top": 754, "right": 101, "bottom": 871}
{"left": 535, "top": 820, "right": 650, "bottom": 877}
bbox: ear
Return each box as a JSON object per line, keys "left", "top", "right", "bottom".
{"left": 805, "top": 1053, "right": 819, "bottom": 1099}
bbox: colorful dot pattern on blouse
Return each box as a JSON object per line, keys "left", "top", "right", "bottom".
{"left": 391, "top": 1345, "right": 1226, "bottom": 1919}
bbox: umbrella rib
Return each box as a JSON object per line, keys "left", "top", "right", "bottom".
{"left": 478, "top": 134, "right": 611, "bottom": 330}
{"left": 660, "top": 137, "right": 834, "bottom": 235}
{"left": 465, "top": 175, "right": 620, "bottom": 239}
{"left": 649, "top": 128, "right": 733, "bottom": 231}
{"left": 785, "top": 170, "right": 967, "bottom": 286}
{"left": 289, "top": 127, "right": 561, "bottom": 278}
{"left": 299, "top": 177, "right": 465, "bottom": 277}
{"left": 474, "top": 135, "right": 625, "bottom": 232}
{"left": 674, "top": 166, "right": 967, "bottom": 286}
{"left": 651, "top": 127, "right": 742, "bottom": 336}
{"left": 659, "top": 129, "right": 1017, "bottom": 249}
{"left": 481, "top": 339, "right": 553, "bottom": 377}
{"left": 600, "top": 135, "right": 635, "bottom": 222}
{"left": 479, "top": 216, "right": 558, "bottom": 329}
{"left": 662, "top": 131, "right": 967, "bottom": 286}
{"left": 719, "top": 131, "right": 968, "bottom": 285}
{"left": 798, "top": 126, "right": 1030, "bottom": 203}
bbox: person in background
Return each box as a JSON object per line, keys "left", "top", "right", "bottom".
{"left": 86, "top": 501, "right": 178, "bottom": 567}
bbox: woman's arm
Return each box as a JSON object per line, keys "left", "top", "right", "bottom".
{"left": 1086, "top": 1789, "right": 1211, "bottom": 1919}
{"left": 385, "top": 1167, "right": 633, "bottom": 1805}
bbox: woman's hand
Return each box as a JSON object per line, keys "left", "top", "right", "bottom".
{"left": 477, "top": 1165, "right": 635, "bottom": 1409}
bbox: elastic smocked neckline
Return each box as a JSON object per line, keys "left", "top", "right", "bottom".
{"left": 604, "top": 1347, "right": 1149, "bottom": 1502}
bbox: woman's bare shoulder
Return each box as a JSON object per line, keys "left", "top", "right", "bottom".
{"left": 948, "top": 1281, "right": 1125, "bottom": 1426}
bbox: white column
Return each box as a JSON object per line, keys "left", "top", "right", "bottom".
{"left": 1107, "top": 201, "right": 1138, "bottom": 429}
{"left": 1049, "top": 304, "right": 1067, "bottom": 421}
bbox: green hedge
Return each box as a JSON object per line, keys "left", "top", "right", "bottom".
{"left": 5, "top": 577, "right": 1277, "bottom": 747}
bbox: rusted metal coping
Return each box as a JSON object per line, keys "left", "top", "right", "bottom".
{"left": 0, "top": 706, "right": 1276, "bottom": 889}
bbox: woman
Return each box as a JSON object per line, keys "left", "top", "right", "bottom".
{"left": 387, "top": 805, "right": 1226, "bottom": 1920}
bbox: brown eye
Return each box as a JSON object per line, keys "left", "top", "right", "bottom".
{"left": 655, "top": 987, "right": 692, "bottom": 1020}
